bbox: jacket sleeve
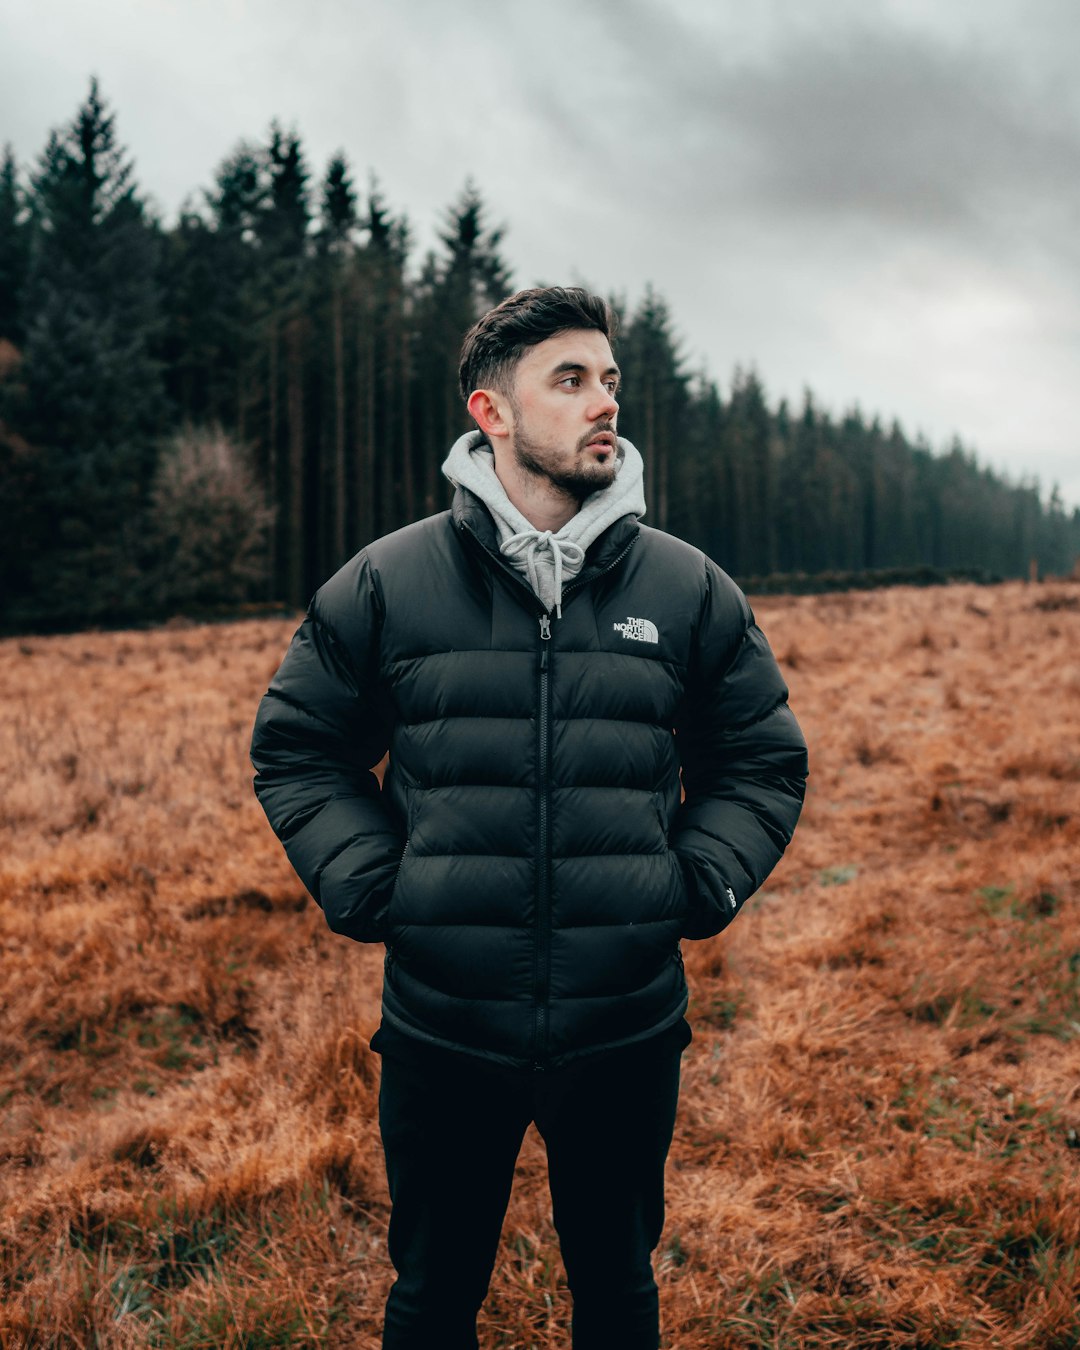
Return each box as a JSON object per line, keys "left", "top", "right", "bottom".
{"left": 249, "top": 554, "right": 403, "bottom": 943}
{"left": 670, "top": 561, "right": 808, "bottom": 940}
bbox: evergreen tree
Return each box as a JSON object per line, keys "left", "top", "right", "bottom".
{"left": 3, "top": 78, "right": 165, "bottom": 627}
{"left": 198, "top": 144, "right": 266, "bottom": 433}
{"left": 616, "top": 287, "right": 687, "bottom": 532}
{"left": 0, "top": 145, "right": 30, "bottom": 343}
{"left": 158, "top": 145, "right": 256, "bottom": 428}
{"left": 412, "top": 183, "right": 511, "bottom": 515}
{"left": 353, "top": 179, "right": 412, "bottom": 544}
{"left": 319, "top": 154, "right": 358, "bottom": 251}
{"left": 315, "top": 153, "right": 358, "bottom": 571}
{"left": 260, "top": 123, "right": 310, "bottom": 260}
{"left": 724, "top": 369, "right": 772, "bottom": 575}
{"left": 675, "top": 372, "right": 725, "bottom": 557}
{"left": 0, "top": 145, "right": 31, "bottom": 610}
{"left": 11, "top": 82, "right": 1080, "bottom": 626}
{"left": 255, "top": 124, "right": 312, "bottom": 605}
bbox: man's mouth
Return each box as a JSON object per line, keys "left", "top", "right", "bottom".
{"left": 583, "top": 428, "right": 617, "bottom": 453}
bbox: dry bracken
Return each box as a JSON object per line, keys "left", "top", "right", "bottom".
{"left": 1, "top": 582, "right": 1078, "bottom": 1348}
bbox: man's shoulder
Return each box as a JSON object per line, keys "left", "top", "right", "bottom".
{"left": 335, "top": 509, "right": 456, "bottom": 584}
{"left": 635, "top": 523, "right": 708, "bottom": 569}
{"left": 311, "top": 511, "right": 455, "bottom": 626}
{"left": 632, "top": 526, "right": 753, "bottom": 646}
{"left": 363, "top": 510, "right": 456, "bottom": 568}
{"left": 635, "top": 525, "right": 742, "bottom": 595}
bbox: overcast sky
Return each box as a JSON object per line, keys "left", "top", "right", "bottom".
{"left": 3, "top": 0, "right": 1078, "bottom": 507}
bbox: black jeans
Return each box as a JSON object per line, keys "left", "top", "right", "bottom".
{"left": 373, "top": 1019, "right": 691, "bottom": 1350}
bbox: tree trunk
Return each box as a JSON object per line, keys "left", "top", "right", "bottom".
{"left": 355, "top": 288, "right": 374, "bottom": 549}
{"left": 399, "top": 307, "right": 415, "bottom": 524}
{"left": 286, "top": 317, "right": 305, "bottom": 608}
{"left": 364, "top": 299, "right": 377, "bottom": 536}
{"left": 267, "top": 321, "right": 279, "bottom": 598}
{"left": 644, "top": 379, "right": 657, "bottom": 523}
{"left": 332, "top": 282, "right": 346, "bottom": 566}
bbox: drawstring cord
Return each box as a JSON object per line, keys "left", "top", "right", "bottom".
{"left": 500, "top": 531, "right": 586, "bottom": 619}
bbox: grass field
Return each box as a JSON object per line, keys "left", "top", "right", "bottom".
{"left": 1, "top": 581, "right": 1078, "bottom": 1348}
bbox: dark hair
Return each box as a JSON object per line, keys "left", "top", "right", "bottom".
{"left": 458, "top": 286, "right": 617, "bottom": 404}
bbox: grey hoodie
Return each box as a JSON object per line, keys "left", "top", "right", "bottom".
{"left": 441, "top": 430, "right": 647, "bottom": 617}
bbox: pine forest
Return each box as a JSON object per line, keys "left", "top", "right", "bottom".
{"left": 1, "top": 81, "right": 1078, "bottom": 633}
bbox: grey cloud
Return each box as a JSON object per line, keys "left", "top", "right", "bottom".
{"left": 708, "top": 32, "right": 1079, "bottom": 237}
{"left": 530, "top": 3, "right": 1080, "bottom": 260}
{"left": 2, "top": 0, "right": 1075, "bottom": 504}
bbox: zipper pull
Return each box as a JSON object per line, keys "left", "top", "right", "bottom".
{"left": 539, "top": 614, "right": 551, "bottom": 640}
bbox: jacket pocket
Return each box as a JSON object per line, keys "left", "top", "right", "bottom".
{"left": 667, "top": 847, "right": 690, "bottom": 918}
{"left": 382, "top": 842, "right": 408, "bottom": 950}
{"left": 386, "top": 789, "right": 420, "bottom": 936}
{"left": 651, "top": 791, "right": 670, "bottom": 845}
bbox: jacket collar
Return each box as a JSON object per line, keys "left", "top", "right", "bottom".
{"left": 452, "top": 486, "right": 639, "bottom": 587}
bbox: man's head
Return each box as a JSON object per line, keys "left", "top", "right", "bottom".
{"left": 461, "top": 287, "right": 622, "bottom": 504}
{"left": 458, "top": 287, "right": 617, "bottom": 405}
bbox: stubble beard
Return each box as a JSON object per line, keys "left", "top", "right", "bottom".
{"left": 512, "top": 422, "right": 619, "bottom": 504}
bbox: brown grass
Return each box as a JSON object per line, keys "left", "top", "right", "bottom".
{"left": 1, "top": 582, "right": 1078, "bottom": 1348}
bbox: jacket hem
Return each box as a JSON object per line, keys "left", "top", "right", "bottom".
{"left": 378, "top": 993, "right": 691, "bottom": 1072}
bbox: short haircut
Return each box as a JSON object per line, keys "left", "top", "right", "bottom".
{"left": 458, "top": 286, "right": 617, "bottom": 404}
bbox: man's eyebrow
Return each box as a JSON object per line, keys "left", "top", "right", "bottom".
{"left": 550, "top": 360, "right": 622, "bottom": 380}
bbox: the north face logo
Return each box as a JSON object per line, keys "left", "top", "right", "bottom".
{"left": 613, "top": 616, "right": 658, "bottom": 643}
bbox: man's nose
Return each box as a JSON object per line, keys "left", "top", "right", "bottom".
{"left": 589, "top": 385, "right": 619, "bottom": 421}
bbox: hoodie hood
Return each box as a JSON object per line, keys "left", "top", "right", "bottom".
{"left": 442, "top": 430, "right": 647, "bottom": 617}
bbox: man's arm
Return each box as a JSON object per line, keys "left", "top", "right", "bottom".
{"left": 671, "top": 561, "right": 809, "bottom": 940}
{"left": 250, "top": 554, "right": 403, "bottom": 943}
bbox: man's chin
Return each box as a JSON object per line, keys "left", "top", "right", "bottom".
{"left": 558, "top": 463, "right": 618, "bottom": 501}
{"left": 513, "top": 442, "right": 618, "bottom": 502}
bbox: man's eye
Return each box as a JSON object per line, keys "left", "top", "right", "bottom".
{"left": 560, "top": 376, "right": 580, "bottom": 388}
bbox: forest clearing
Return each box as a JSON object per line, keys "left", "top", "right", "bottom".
{"left": 1, "top": 580, "right": 1078, "bottom": 1349}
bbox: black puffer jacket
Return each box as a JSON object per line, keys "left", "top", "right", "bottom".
{"left": 251, "top": 489, "right": 808, "bottom": 1069}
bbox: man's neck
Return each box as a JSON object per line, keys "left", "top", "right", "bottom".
{"left": 492, "top": 455, "right": 580, "bottom": 533}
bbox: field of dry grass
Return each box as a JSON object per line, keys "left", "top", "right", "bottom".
{"left": 2, "top": 580, "right": 1079, "bottom": 1349}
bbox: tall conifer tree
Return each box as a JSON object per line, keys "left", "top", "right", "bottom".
{"left": 4, "top": 79, "right": 164, "bottom": 627}
{"left": 413, "top": 184, "right": 510, "bottom": 514}
{"left": 616, "top": 287, "right": 686, "bottom": 531}
{"left": 256, "top": 124, "right": 311, "bottom": 605}
{"left": 0, "top": 145, "right": 30, "bottom": 344}
{"left": 316, "top": 153, "right": 357, "bottom": 571}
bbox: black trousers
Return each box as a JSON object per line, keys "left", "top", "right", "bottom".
{"left": 372, "top": 1019, "right": 691, "bottom": 1350}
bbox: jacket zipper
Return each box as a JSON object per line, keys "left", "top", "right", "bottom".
{"left": 456, "top": 519, "right": 638, "bottom": 1069}
{"left": 533, "top": 542, "right": 634, "bottom": 1067}
{"left": 534, "top": 612, "right": 552, "bottom": 1068}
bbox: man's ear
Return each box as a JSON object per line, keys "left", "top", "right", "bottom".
{"left": 467, "top": 388, "right": 512, "bottom": 440}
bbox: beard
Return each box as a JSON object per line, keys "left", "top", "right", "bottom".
{"left": 512, "top": 422, "right": 620, "bottom": 502}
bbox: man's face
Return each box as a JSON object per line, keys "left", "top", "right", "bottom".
{"left": 503, "top": 329, "right": 621, "bottom": 501}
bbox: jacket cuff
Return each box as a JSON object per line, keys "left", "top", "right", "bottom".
{"left": 676, "top": 854, "right": 739, "bottom": 940}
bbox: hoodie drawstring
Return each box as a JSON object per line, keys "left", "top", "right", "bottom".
{"left": 500, "top": 532, "right": 586, "bottom": 619}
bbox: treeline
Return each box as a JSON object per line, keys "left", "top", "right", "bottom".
{"left": 1, "top": 81, "right": 1077, "bottom": 631}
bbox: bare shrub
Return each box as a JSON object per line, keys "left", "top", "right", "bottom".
{"left": 142, "top": 425, "right": 274, "bottom": 612}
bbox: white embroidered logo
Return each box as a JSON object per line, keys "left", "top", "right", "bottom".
{"left": 613, "top": 616, "right": 659, "bottom": 644}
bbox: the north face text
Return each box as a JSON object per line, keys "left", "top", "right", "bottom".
{"left": 613, "top": 617, "right": 659, "bottom": 643}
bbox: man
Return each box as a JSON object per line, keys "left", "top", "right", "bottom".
{"left": 250, "top": 286, "right": 808, "bottom": 1349}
